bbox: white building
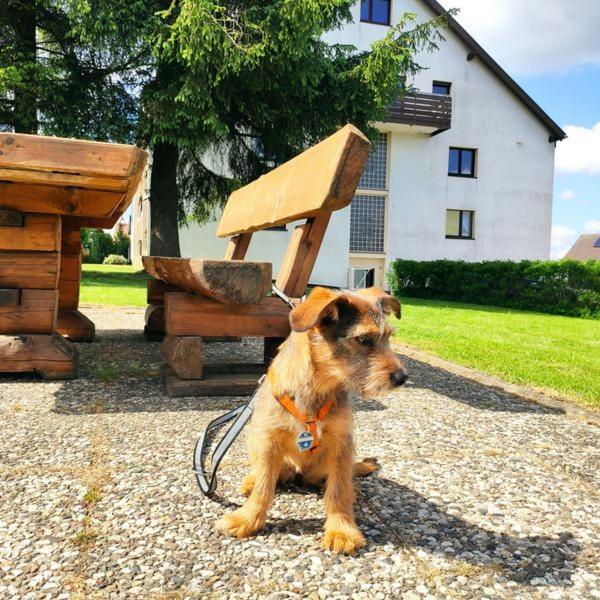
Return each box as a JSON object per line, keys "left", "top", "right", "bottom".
{"left": 132, "top": 0, "right": 565, "bottom": 290}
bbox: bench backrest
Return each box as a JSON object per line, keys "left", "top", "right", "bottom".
{"left": 218, "top": 124, "right": 371, "bottom": 297}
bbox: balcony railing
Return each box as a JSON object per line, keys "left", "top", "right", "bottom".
{"left": 385, "top": 91, "right": 452, "bottom": 133}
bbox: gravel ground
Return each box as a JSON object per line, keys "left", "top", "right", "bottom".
{"left": 0, "top": 306, "right": 598, "bottom": 600}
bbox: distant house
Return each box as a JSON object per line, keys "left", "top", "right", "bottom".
{"left": 565, "top": 234, "right": 600, "bottom": 261}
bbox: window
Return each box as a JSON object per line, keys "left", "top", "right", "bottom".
{"left": 359, "top": 133, "right": 388, "bottom": 190}
{"left": 446, "top": 210, "right": 475, "bottom": 239}
{"left": 448, "top": 147, "right": 476, "bottom": 177}
{"left": 432, "top": 81, "right": 451, "bottom": 95}
{"left": 350, "top": 194, "right": 386, "bottom": 253}
{"left": 360, "top": 0, "right": 391, "bottom": 25}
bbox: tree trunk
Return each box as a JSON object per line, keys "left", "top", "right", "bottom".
{"left": 149, "top": 141, "right": 181, "bottom": 257}
{"left": 10, "top": 2, "right": 38, "bottom": 133}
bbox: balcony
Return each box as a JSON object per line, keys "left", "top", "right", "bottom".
{"left": 384, "top": 91, "right": 452, "bottom": 136}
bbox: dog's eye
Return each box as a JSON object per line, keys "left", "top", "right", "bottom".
{"left": 356, "top": 335, "right": 374, "bottom": 347}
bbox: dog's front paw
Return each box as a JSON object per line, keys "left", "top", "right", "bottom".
{"left": 216, "top": 509, "right": 264, "bottom": 539}
{"left": 322, "top": 524, "right": 366, "bottom": 555}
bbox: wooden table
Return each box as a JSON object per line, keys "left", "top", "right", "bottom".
{"left": 0, "top": 133, "right": 147, "bottom": 378}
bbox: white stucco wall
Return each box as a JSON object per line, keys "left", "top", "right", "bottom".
{"left": 169, "top": 0, "right": 556, "bottom": 288}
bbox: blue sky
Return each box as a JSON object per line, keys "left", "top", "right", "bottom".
{"left": 445, "top": 0, "right": 600, "bottom": 257}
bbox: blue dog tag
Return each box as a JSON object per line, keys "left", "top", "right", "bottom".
{"left": 297, "top": 431, "right": 314, "bottom": 452}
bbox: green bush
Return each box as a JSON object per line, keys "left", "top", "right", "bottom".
{"left": 103, "top": 254, "right": 129, "bottom": 265}
{"left": 388, "top": 259, "right": 600, "bottom": 319}
{"left": 83, "top": 228, "right": 130, "bottom": 264}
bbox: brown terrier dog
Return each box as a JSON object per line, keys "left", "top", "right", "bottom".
{"left": 216, "top": 286, "right": 407, "bottom": 554}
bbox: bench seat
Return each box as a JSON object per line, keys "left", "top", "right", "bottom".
{"left": 142, "top": 256, "right": 272, "bottom": 305}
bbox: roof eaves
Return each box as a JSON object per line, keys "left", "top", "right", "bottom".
{"left": 420, "top": 0, "right": 567, "bottom": 142}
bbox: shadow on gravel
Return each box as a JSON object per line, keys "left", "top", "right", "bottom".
{"left": 399, "top": 355, "right": 564, "bottom": 415}
{"left": 261, "top": 477, "right": 579, "bottom": 587}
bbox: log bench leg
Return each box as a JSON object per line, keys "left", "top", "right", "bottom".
{"left": 0, "top": 333, "right": 78, "bottom": 379}
{"left": 161, "top": 334, "right": 204, "bottom": 379}
{"left": 55, "top": 310, "right": 95, "bottom": 342}
{"left": 144, "top": 304, "right": 165, "bottom": 341}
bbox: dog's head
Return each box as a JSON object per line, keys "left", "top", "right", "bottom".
{"left": 289, "top": 286, "right": 407, "bottom": 397}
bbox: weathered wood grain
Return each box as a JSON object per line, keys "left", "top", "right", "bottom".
{"left": 161, "top": 334, "right": 204, "bottom": 379}
{"left": 0, "top": 289, "right": 57, "bottom": 334}
{"left": 0, "top": 251, "right": 60, "bottom": 289}
{"left": 55, "top": 310, "right": 95, "bottom": 342}
{"left": 143, "top": 257, "right": 272, "bottom": 305}
{"left": 0, "top": 333, "right": 77, "bottom": 379}
{"left": 216, "top": 124, "right": 370, "bottom": 237}
{"left": 275, "top": 213, "right": 331, "bottom": 297}
{"left": 0, "top": 213, "right": 61, "bottom": 252}
{"left": 165, "top": 366, "right": 265, "bottom": 397}
{"left": 224, "top": 233, "right": 253, "bottom": 260}
{"left": 164, "top": 293, "right": 290, "bottom": 337}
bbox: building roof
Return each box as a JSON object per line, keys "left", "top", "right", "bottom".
{"left": 421, "top": 0, "right": 567, "bottom": 142}
{"left": 564, "top": 234, "right": 600, "bottom": 261}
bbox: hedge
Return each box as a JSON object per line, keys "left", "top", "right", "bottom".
{"left": 388, "top": 259, "right": 600, "bottom": 319}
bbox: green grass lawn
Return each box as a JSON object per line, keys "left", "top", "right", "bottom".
{"left": 81, "top": 265, "right": 599, "bottom": 408}
{"left": 391, "top": 298, "right": 599, "bottom": 409}
{"left": 81, "top": 264, "right": 148, "bottom": 306}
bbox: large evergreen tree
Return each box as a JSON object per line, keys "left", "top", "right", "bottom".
{"left": 0, "top": 1, "right": 450, "bottom": 256}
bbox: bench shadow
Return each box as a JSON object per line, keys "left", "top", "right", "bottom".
{"left": 260, "top": 476, "right": 579, "bottom": 586}
{"left": 38, "top": 329, "right": 561, "bottom": 416}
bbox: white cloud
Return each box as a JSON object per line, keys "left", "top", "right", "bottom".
{"left": 583, "top": 220, "right": 600, "bottom": 234}
{"left": 555, "top": 122, "right": 600, "bottom": 175}
{"left": 441, "top": 0, "right": 600, "bottom": 75}
{"left": 559, "top": 190, "right": 576, "bottom": 201}
{"left": 550, "top": 225, "right": 578, "bottom": 259}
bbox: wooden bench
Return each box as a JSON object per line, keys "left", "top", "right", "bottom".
{"left": 0, "top": 133, "right": 146, "bottom": 378}
{"left": 143, "top": 124, "right": 370, "bottom": 396}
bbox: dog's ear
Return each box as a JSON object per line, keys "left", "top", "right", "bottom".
{"left": 290, "top": 287, "right": 344, "bottom": 332}
{"left": 356, "top": 287, "right": 401, "bottom": 318}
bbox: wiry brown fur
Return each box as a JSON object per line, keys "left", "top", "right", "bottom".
{"left": 216, "top": 286, "right": 407, "bottom": 554}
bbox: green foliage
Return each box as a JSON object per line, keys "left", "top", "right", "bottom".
{"left": 103, "top": 254, "right": 128, "bottom": 265}
{"left": 389, "top": 259, "right": 600, "bottom": 319}
{"left": 145, "top": 1, "right": 452, "bottom": 223}
{"left": 83, "top": 228, "right": 130, "bottom": 264}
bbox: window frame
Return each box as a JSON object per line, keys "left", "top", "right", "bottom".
{"left": 360, "top": 0, "right": 391, "bottom": 26}
{"left": 432, "top": 81, "right": 451, "bottom": 95}
{"left": 445, "top": 209, "right": 475, "bottom": 240}
{"left": 448, "top": 147, "right": 477, "bottom": 178}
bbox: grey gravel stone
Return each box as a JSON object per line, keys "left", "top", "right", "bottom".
{"left": 0, "top": 306, "right": 598, "bottom": 599}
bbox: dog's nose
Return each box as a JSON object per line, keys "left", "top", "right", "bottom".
{"left": 391, "top": 370, "right": 408, "bottom": 387}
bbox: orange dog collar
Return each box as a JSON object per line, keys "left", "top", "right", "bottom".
{"left": 268, "top": 370, "right": 335, "bottom": 453}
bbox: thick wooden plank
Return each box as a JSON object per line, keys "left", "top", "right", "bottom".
{"left": 0, "top": 209, "right": 24, "bottom": 227}
{"left": 0, "top": 333, "right": 77, "bottom": 379}
{"left": 275, "top": 213, "right": 331, "bottom": 297}
{"left": 0, "top": 182, "right": 125, "bottom": 218}
{"left": 143, "top": 257, "right": 272, "bottom": 305}
{"left": 224, "top": 233, "right": 253, "bottom": 260}
{"left": 0, "top": 168, "right": 129, "bottom": 192}
{"left": 0, "top": 289, "right": 20, "bottom": 306}
{"left": 58, "top": 280, "right": 80, "bottom": 310}
{"left": 0, "top": 289, "right": 57, "bottom": 334}
{"left": 55, "top": 310, "right": 95, "bottom": 342}
{"left": 165, "top": 367, "right": 264, "bottom": 397}
{"left": 216, "top": 124, "right": 370, "bottom": 237}
{"left": 165, "top": 293, "right": 291, "bottom": 337}
{"left": 0, "top": 213, "right": 60, "bottom": 252}
{"left": 0, "top": 251, "right": 60, "bottom": 289}
{"left": 147, "top": 279, "right": 183, "bottom": 306}
{"left": 161, "top": 334, "right": 204, "bottom": 379}
{"left": 59, "top": 254, "right": 81, "bottom": 282}
{"left": 0, "top": 133, "right": 146, "bottom": 179}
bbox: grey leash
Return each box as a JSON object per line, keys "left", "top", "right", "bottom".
{"left": 193, "top": 284, "right": 298, "bottom": 497}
